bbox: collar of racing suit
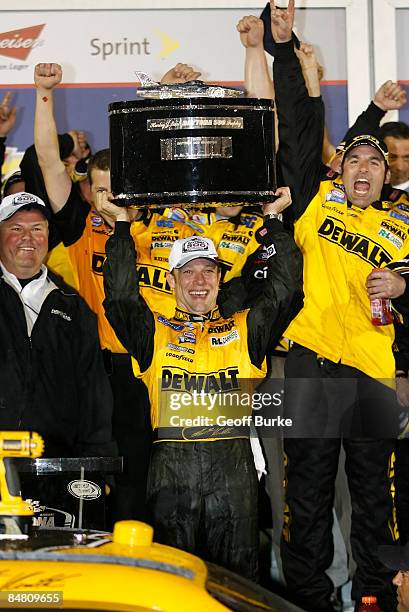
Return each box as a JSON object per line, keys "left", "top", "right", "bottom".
{"left": 173, "top": 306, "right": 221, "bottom": 322}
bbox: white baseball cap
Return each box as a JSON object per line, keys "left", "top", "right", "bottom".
{"left": 0, "top": 192, "right": 51, "bottom": 223}
{"left": 168, "top": 236, "right": 219, "bottom": 272}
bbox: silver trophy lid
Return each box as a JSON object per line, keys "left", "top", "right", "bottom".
{"left": 135, "top": 71, "right": 242, "bottom": 99}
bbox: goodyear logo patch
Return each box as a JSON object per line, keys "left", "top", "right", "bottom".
{"left": 322, "top": 202, "right": 346, "bottom": 215}
{"left": 318, "top": 216, "right": 392, "bottom": 266}
{"left": 165, "top": 351, "right": 193, "bottom": 364}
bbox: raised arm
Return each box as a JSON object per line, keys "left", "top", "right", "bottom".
{"left": 101, "top": 193, "right": 155, "bottom": 372}
{"left": 246, "top": 188, "right": 303, "bottom": 368}
{"left": 269, "top": 0, "right": 325, "bottom": 221}
{"left": 0, "top": 92, "right": 17, "bottom": 170}
{"left": 296, "top": 43, "right": 321, "bottom": 98}
{"left": 34, "top": 63, "right": 72, "bottom": 213}
{"left": 237, "top": 15, "right": 274, "bottom": 100}
{"left": 343, "top": 80, "right": 407, "bottom": 142}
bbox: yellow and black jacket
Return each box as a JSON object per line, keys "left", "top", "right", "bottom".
{"left": 130, "top": 213, "right": 193, "bottom": 318}
{"left": 53, "top": 190, "right": 193, "bottom": 350}
{"left": 286, "top": 177, "right": 409, "bottom": 380}
{"left": 274, "top": 40, "right": 409, "bottom": 381}
{"left": 202, "top": 211, "right": 264, "bottom": 282}
{"left": 103, "top": 220, "right": 303, "bottom": 439}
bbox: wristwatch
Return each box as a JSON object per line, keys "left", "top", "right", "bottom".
{"left": 264, "top": 212, "right": 283, "bottom": 222}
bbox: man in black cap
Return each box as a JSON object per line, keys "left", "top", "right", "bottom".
{"left": 266, "top": 1, "right": 409, "bottom": 610}
{"left": 0, "top": 191, "right": 115, "bottom": 459}
{"left": 379, "top": 544, "right": 409, "bottom": 612}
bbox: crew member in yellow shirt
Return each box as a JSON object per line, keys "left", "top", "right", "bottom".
{"left": 270, "top": 3, "right": 408, "bottom": 610}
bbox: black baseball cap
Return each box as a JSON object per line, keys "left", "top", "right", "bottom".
{"left": 341, "top": 134, "right": 389, "bottom": 166}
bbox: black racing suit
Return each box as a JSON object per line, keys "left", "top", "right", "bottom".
{"left": 103, "top": 219, "right": 302, "bottom": 580}
{"left": 272, "top": 39, "right": 402, "bottom": 612}
{"left": 393, "top": 324, "right": 409, "bottom": 545}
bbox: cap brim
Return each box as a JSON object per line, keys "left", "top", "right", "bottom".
{"left": 342, "top": 142, "right": 388, "bottom": 166}
{"left": 378, "top": 545, "right": 409, "bottom": 571}
{"left": 1, "top": 171, "right": 24, "bottom": 196}
{"left": 5, "top": 203, "right": 51, "bottom": 222}
{"left": 173, "top": 254, "right": 219, "bottom": 271}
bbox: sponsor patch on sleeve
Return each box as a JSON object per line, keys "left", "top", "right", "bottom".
{"left": 259, "top": 244, "right": 276, "bottom": 260}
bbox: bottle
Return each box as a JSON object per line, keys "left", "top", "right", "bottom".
{"left": 370, "top": 297, "right": 394, "bottom": 326}
{"left": 358, "top": 595, "right": 382, "bottom": 611}
{"left": 370, "top": 268, "right": 394, "bottom": 326}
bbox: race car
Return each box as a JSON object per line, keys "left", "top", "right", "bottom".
{"left": 0, "top": 431, "right": 304, "bottom": 611}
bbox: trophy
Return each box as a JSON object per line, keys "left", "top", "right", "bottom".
{"left": 109, "top": 73, "right": 276, "bottom": 208}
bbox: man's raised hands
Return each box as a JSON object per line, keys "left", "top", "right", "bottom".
{"left": 269, "top": 0, "right": 295, "bottom": 44}
{"left": 237, "top": 15, "right": 265, "bottom": 49}
{"left": 34, "top": 63, "right": 62, "bottom": 91}
{"left": 374, "top": 80, "right": 407, "bottom": 112}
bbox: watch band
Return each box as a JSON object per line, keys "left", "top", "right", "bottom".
{"left": 264, "top": 212, "right": 283, "bottom": 222}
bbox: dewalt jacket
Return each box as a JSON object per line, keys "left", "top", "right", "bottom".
{"left": 103, "top": 220, "right": 303, "bottom": 437}
{"left": 273, "top": 40, "right": 409, "bottom": 381}
{"left": 204, "top": 211, "right": 263, "bottom": 282}
{"left": 53, "top": 189, "right": 193, "bottom": 349}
